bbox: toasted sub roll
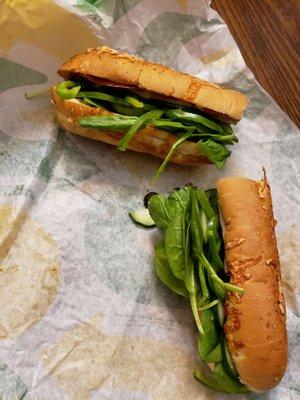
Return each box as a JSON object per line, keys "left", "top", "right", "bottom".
{"left": 217, "top": 177, "right": 288, "bottom": 392}
{"left": 58, "top": 46, "right": 247, "bottom": 123}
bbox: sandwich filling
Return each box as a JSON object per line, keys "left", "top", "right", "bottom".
{"left": 55, "top": 80, "right": 238, "bottom": 179}
{"left": 144, "top": 185, "right": 249, "bottom": 393}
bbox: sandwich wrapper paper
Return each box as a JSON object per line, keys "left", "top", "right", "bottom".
{"left": 0, "top": 1, "right": 299, "bottom": 399}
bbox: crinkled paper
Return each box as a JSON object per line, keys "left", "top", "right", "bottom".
{"left": 0, "top": 0, "right": 299, "bottom": 399}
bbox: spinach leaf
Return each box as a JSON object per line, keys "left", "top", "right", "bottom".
{"left": 180, "top": 121, "right": 219, "bottom": 135}
{"left": 190, "top": 133, "right": 237, "bottom": 144}
{"left": 168, "top": 186, "right": 191, "bottom": 219}
{"left": 198, "top": 261, "right": 209, "bottom": 298}
{"left": 208, "top": 275, "right": 227, "bottom": 301}
{"left": 219, "top": 122, "right": 233, "bottom": 135}
{"left": 184, "top": 216, "right": 191, "bottom": 272}
{"left": 205, "top": 343, "right": 222, "bottom": 363}
{"left": 183, "top": 244, "right": 195, "bottom": 298}
{"left": 165, "top": 212, "right": 186, "bottom": 280}
{"left": 190, "top": 188, "right": 204, "bottom": 255}
{"left": 198, "top": 299, "right": 220, "bottom": 312}
{"left": 207, "top": 218, "right": 223, "bottom": 270}
{"left": 205, "top": 189, "right": 219, "bottom": 217}
{"left": 198, "top": 140, "right": 231, "bottom": 169}
{"left": 194, "top": 370, "right": 227, "bottom": 393}
{"left": 148, "top": 194, "right": 171, "bottom": 232}
{"left": 214, "top": 363, "right": 249, "bottom": 393}
{"left": 190, "top": 189, "right": 209, "bottom": 298}
{"left": 118, "top": 109, "right": 163, "bottom": 151}
{"left": 152, "top": 120, "right": 195, "bottom": 132}
{"left": 154, "top": 242, "right": 188, "bottom": 297}
{"left": 197, "top": 189, "right": 215, "bottom": 220}
{"left": 185, "top": 257, "right": 204, "bottom": 334}
{"left": 198, "top": 305, "right": 219, "bottom": 361}
{"left": 206, "top": 191, "right": 223, "bottom": 252}
{"left": 200, "top": 252, "right": 243, "bottom": 294}
{"left": 152, "top": 132, "right": 192, "bottom": 183}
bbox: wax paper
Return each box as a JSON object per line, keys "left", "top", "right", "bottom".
{"left": 0, "top": 0, "right": 299, "bottom": 399}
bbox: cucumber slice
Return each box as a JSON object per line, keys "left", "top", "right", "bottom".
{"left": 217, "top": 302, "right": 224, "bottom": 326}
{"left": 208, "top": 275, "right": 226, "bottom": 300}
{"left": 129, "top": 208, "right": 155, "bottom": 227}
{"left": 197, "top": 308, "right": 219, "bottom": 361}
{"left": 222, "top": 339, "right": 238, "bottom": 378}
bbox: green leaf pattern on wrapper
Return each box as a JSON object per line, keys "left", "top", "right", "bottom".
{"left": 136, "top": 13, "right": 213, "bottom": 69}
{"left": 0, "top": 58, "right": 47, "bottom": 92}
{"left": 76, "top": 0, "right": 142, "bottom": 22}
{"left": 0, "top": 363, "right": 29, "bottom": 399}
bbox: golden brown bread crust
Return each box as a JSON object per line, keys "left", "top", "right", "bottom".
{"left": 58, "top": 46, "right": 247, "bottom": 123}
{"left": 51, "top": 87, "right": 210, "bottom": 166}
{"left": 217, "top": 177, "right": 287, "bottom": 392}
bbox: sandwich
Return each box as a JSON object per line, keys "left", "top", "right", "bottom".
{"left": 51, "top": 46, "right": 247, "bottom": 179}
{"left": 130, "top": 173, "right": 287, "bottom": 393}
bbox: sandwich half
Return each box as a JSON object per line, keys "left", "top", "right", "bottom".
{"left": 134, "top": 174, "right": 287, "bottom": 393}
{"left": 51, "top": 46, "right": 247, "bottom": 177}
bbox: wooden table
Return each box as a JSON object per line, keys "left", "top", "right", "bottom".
{"left": 212, "top": 0, "right": 300, "bottom": 128}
